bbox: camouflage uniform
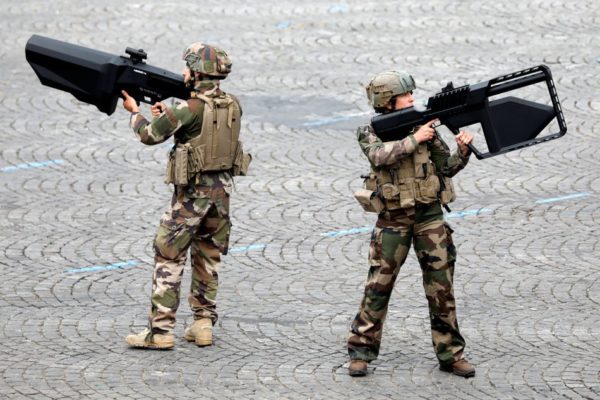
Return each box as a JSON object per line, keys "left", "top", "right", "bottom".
{"left": 348, "top": 125, "right": 471, "bottom": 367}
{"left": 130, "top": 79, "right": 240, "bottom": 335}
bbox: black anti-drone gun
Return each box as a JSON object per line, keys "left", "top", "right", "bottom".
{"left": 371, "top": 65, "right": 567, "bottom": 159}
{"left": 25, "top": 34, "right": 189, "bottom": 116}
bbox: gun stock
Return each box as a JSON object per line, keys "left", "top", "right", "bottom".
{"left": 25, "top": 35, "right": 189, "bottom": 116}
{"left": 371, "top": 65, "right": 567, "bottom": 159}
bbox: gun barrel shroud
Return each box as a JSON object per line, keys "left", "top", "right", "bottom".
{"left": 25, "top": 34, "right": 189, "bottom": 116}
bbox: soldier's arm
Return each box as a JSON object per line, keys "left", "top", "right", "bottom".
{"left": 130, "top": 102, "right": 194, "bottom": 145}
{"left": 429, "top": 131, "right": 470, "bottom": 177}
{"left": 358, "top": 125, "right": 417, "bottom": 168}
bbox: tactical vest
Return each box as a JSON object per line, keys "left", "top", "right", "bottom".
{"left": 355, "top": 142, "right": 456, "bottom": 213}
{"left": 165, "top": 93, "right": 251, "bottom": 186}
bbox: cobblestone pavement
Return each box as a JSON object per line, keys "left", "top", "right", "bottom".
{"left": 1, "top": 1, "right": 599, "bottom": 399}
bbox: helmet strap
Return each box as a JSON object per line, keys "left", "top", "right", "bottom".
{"left": 183, "top": 65, "right": 196, "bottom": 89}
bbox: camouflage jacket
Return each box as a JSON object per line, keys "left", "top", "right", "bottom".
{"left": 129, "top": 80, "right": 242, "bottom": 194}
{"left": 357, "top": 124, "right": 470, "bottom": 177}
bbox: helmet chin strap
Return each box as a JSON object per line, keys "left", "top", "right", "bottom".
{"left": 186, "top": 72, "right": 215, "bottom": 89}
{"left": 184, "top": 65, "right": 195, "bottom": 89}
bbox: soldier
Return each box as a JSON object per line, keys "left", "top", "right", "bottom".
{"left": 347, "top": 71, "right": 475, "bottom": 377}
{"left": 122, "top": 43, "right": 251, "bottom": 349}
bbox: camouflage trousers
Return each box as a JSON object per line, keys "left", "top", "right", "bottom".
{"left": 348, "top": 206, "right": 466, "bottom": 366}
{"left": 148, "top": 185, "right": 230, "bottom": 335}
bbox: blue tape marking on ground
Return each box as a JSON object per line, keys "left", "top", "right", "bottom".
{"left": 229, "top": 244, "right": 266, "bottom": 253}
{"left": 535, "top": 192, "right": 590, "bottom": 204}
{"left": 329, "top": 4, "right": 349, "bottom": 13}
{"left": 303, "top": 111, "right": 371, "bottom": 127}
{"left": 446, "top": 208, "right": 491, "bottom": 219}
{"left": 66, "top": 245, "right": 266, "bottom": 273}
{"left": 320, "top": 226, "right": 372, "bottom": 238}
{"left": 1, "top": 159, "right": 64, "bottom": 172}
{"left": 321, "top": 207, "right": 491, "bottom": 238}
{"left": 276, "top": 21, "right": 292, "bottom": 29}
{"left": 66, "top": 260, "right": 139, "bottom": 274}
{"left": 302, "top": 115, "right": 356, "bottom": 127}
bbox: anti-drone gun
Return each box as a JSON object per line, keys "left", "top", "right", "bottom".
{"left": 371, "top": 65, "right": 567, "bottom": 159}
{"left": 25, "top": 34, "right": 189, "bottom": 116}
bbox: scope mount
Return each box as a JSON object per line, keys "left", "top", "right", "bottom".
{"left": 125, "top": 47, "right": 147, "bottom": 64}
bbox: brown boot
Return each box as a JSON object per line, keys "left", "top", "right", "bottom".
{"left": 184, "top": 318, "right": 213, "bottom": 346}
{"left": 125, "top": 328, "right": 174, "bottom": 350}
{"left": 348, "top": 360, "right": 368, "bottom": 377}
{"left": 440, "top": 359, "right": 476, "bottom": 378}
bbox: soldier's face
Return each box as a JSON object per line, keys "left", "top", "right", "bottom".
{"left": 393, "top": 91, "right": 414, "bottom": 110}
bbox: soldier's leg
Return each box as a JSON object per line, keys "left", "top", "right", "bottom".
{"left": 150, "top": 191, "right": 201, "bottom": 334}
{"left": 413, "top": 219, "right": 466, "bottom": 366}
{"left": 348, "top": 225, "right": 411, "bottom": 361}
{"left": 188, "top": 191, "right": 231, "bottom": 324}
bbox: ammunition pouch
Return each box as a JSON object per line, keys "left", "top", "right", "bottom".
{"left": 415, "top": 174, "right": 441, "bottom": 204}
{"left": 354, "top": 188, "right": 385, "bottom": 214}
{"left": 174, "top": 145, "right": 190, "bottom": 185}
{"left": 165, "top": 151, "right": 174, "bottom": 185}
{"left": 354, "top": 173, "right": 384, "bottom": 213}
{"left": 165, "top": 144, "right": 194, "bottom": 186}
{"left": 439, "top": 175, "right": 456, "bottom": 204}
{"left": 380, "top": 180, "right": 416, "bottom": 210}
{"left": 187, "top": 144, "right": 205, "bottom": 174}
{"left": 232, "top": 141, "right": 252, "bottom": 176}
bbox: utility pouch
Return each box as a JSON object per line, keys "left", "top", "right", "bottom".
{"left": 174, "top": 145, "right": 189, "bottom": 185}
{"left": 416, "top": 174, "right": 440, "bottom": 204}
{"left": 398, "top": 182, "right": 416, "bottom": 208}
{"left": 232, "top": 142, "right": 252, "bottom": 176}
{"left": 165, "top": 156, "right": 175, "bottom": 184}
{"left": 380, "top": 183, "right": 399, "bottom": 200}
{"left": 187, "top": 144, "right": 205, "bottom": 175}
{"left": 380, "top": 182, "right": 408, "bottom": 210}
{"left": 364, "top": 173, "right": 377, "bottom": 191}
{"left": 439, "top": 176, "right": 456, "bottom": 204}
{"left": 354, "top": 189, "right": 384, "bottom": 213}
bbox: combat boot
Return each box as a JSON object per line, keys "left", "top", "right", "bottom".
{"left": 125, "top": 328, "right": 174, "bottom": 350}
{"left": 439, "top": 359, "right": 476, "bottom": 378}
{"left": 348, "top": 359, "right": 368, "bottom": 377}
{"left": 184, "top": 318, "right": 213, "bottom": 346}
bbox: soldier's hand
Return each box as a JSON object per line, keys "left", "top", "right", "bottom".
{"left": 151, "top": 102, "right": 166, "bottom": 118}
{"left": 413, "top": 119, "right": 438, "bottom": 143}
{"left": 121, "top": 90, "right": 140, "bottom": 113}
{"left": 455, "top": 130, "right": 474, "bottom": 156}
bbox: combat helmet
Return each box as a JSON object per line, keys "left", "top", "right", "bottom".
{"left": 182, "top": 43, "right": 232, "bottom": 79}
{"left": 365, "top": 71, "right": 416, "bottom": 109}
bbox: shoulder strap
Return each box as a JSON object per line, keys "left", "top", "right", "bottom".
{"left": 193, "top": 93, "right": 213, "bottom": 108}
